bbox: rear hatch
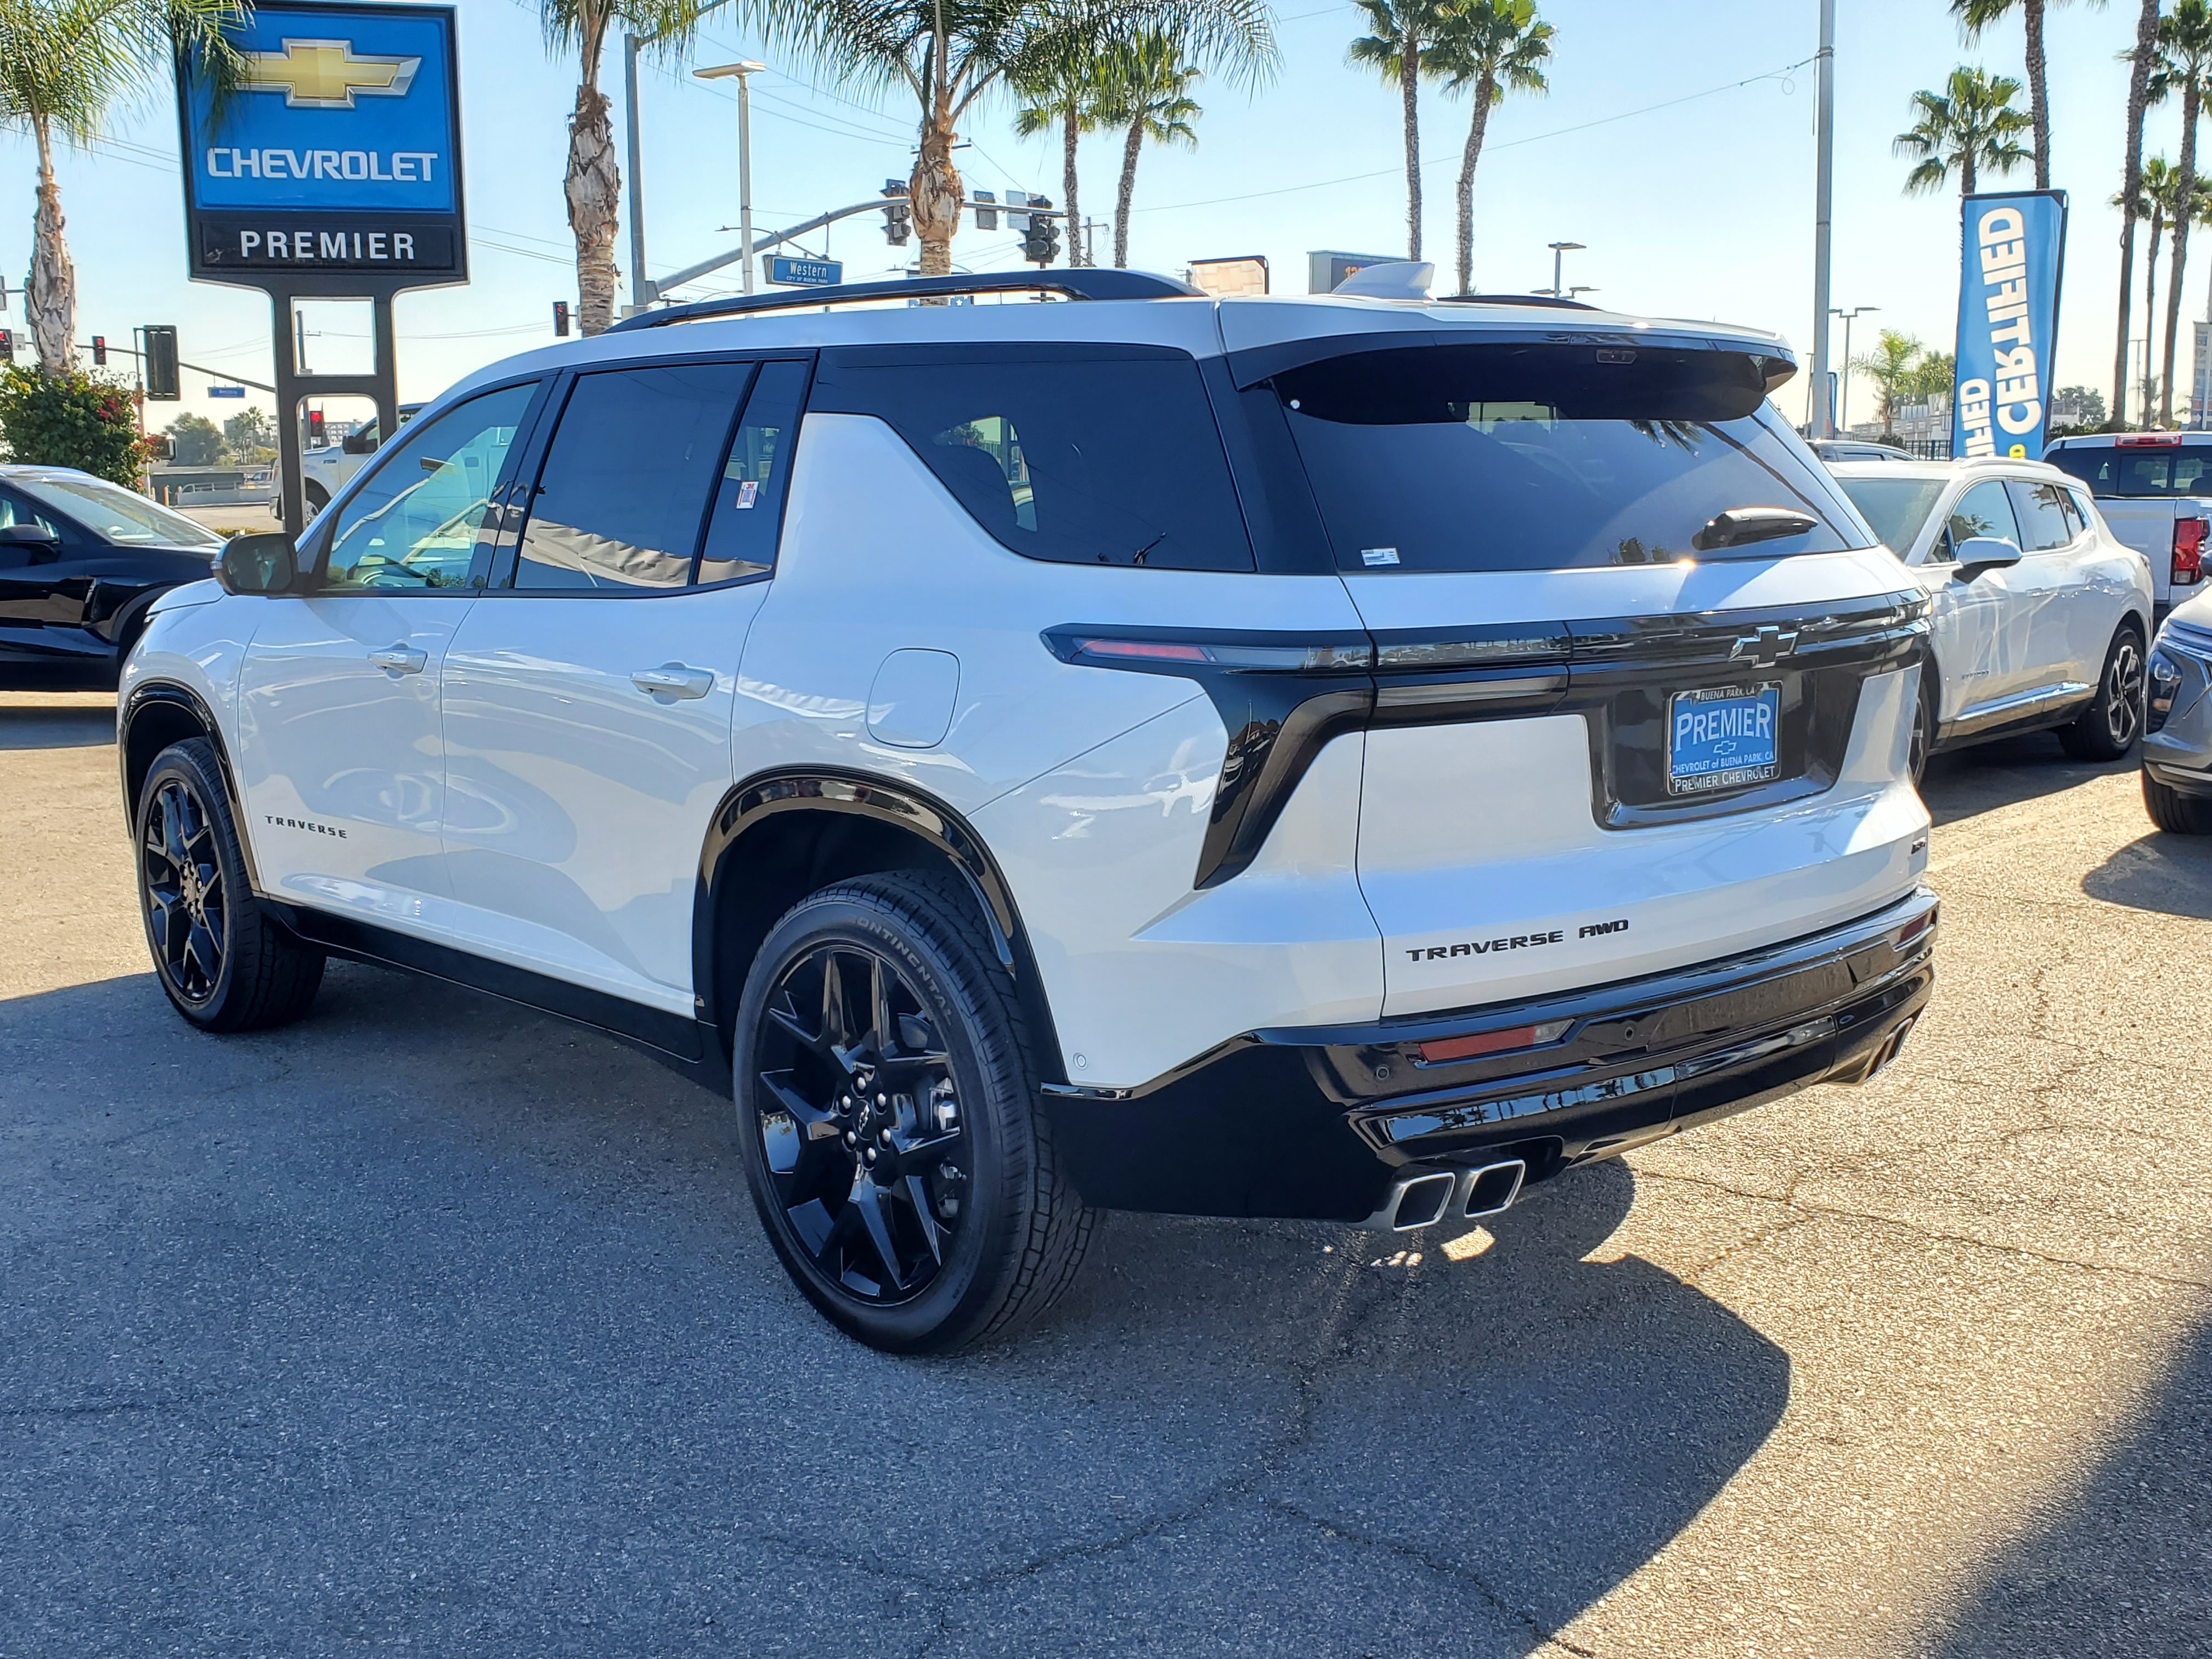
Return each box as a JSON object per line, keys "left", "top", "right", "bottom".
{"left": 1249, "top": 327, "right": 1930, "bottom": 1018}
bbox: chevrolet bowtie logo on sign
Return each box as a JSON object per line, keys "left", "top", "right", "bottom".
{"left": 242, "top": 38, "right": 422, "bottom": 109}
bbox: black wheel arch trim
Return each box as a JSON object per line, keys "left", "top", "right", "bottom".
{"left": 118, "top": 680, "right": 268, "bottom": 899}
{"left": 692, "top": 768, "right": 1065, "bottom": 1082}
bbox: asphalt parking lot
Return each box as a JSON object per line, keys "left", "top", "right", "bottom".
{"left": 3, "top": 688, "right": 2207, "bottom": 1658}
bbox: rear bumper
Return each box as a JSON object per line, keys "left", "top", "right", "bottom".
{"left": 1042, "top": 887, "right": 1939, "bottom": 1223}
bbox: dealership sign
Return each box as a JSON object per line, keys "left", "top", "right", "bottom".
{"left": 1951, "top": 190, "right": 2066, "bottom": 461}
{"left": 176, "top": 2, "right": 465, "bottom": 286}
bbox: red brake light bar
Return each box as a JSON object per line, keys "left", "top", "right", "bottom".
{"left": 2176, "top": 518, "right": 2207, "bottom": 587}
{"left": 1076, "top": 638, "right": 1211, "bottom": 662}
{"left": 2118, "top": 432, "right": 2184, "bottom": 447}
{"left": 1417, "top": 1018, "right": 1572, "bottom": 1064}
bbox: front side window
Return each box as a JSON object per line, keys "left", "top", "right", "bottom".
{"left": 511, "top": 362, "right": 752, "bottom": 591}
{"left": 18, "top": 477, "right": 220, "bottom": 548}
{"left": 810, "top": 347, "right": 1254, "bottom": 571}
{"left": 1942, "top": 479, "right": 2019, "bottom": 561}
{"left": 1268, "top": 342, "right": 1864, "bottom": 572}
{"left": 2006, "top": 479, "right": 2077, "bottom": 552}
{"left": 323, "top": 382, "right": 537, "bottom": 592}
{"left": 1837, "top": 476, "right": 1946, "bottom": 558}
{"left": 0, "top": 488, "right": 64, "bottom": 543}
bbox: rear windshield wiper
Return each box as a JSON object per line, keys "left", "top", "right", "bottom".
{"left": 1693, "top": 506, "right": 1819, "bottom": 552}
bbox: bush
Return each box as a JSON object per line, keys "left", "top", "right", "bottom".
{"left": 0, "top": 366, "right": 154, "bottom": 487}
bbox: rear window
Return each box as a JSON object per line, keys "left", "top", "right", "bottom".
{"left": 2048, "top": 441, "right": 2212, "bottom": 497}
{"left": 1268, "top": 343, "right": 1866, "bottom": 572}
{"left": 1837, "top": 476, "right": 1946, "bottom": 556}
{"left": 810, "top": 347, "right": 1254, "bottom": 571}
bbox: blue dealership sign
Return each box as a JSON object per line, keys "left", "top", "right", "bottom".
{"left": 176, "top": 2, "right": 465, "bottom": 287}
{"left": 766, "top": 255, "right": 843, "bottom": 288}
{"left": 1951, "top": 190, "right": 2066, "bottom": 461}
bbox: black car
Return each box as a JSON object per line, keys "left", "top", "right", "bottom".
{"left": 0, "top": 465, "right": 225, "bottom": 689}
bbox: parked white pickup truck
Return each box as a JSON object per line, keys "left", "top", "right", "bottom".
{"left": 2044, "top": 432, "right": 2210, "bottom": 620}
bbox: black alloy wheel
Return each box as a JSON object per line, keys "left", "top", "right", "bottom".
{"left": 1909, "top": 677, "right": 1936, "bottom": 787}
{"left": 755, "top": 942, "right": 968, "bottom": 1305}
{"left": 143, "top": 776, "right": 227, "bottom": 1005}
{"left": 735, "top": 872, "right": 1096, "bottom": 1352}
{"left": 2061, "top": 627, "right": 2147, "bottom": 761}
{"left": 134, "top": 738, "right": 326, "bottom": 1031}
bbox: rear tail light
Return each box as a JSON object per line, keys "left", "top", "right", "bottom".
{"left": 2175, "top": 518, "right": 2207, "bottom": 587}
{"left": 1046, "top": 631, "right": 1374, "bottom": 673}
{"left": 1894, "top": 902, "right": 1939, "bottom": 949}
{"left": 1417, "top": 1019, "right": 1572, "bottom": 1065}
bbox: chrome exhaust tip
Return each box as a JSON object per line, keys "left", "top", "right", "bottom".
{"left": 1365, "top": 1168, "right": 1459, "bottom": 1232}
{"left": 1459, "top": 1158, "right": 1527, "bottom": 1220}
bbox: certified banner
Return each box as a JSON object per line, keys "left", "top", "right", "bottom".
{"left": 1953, "top": 190, "right": 2067, "bottom": 460}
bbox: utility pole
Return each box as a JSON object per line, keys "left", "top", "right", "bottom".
{"left": 1832, "top": 305, "right": 1878, "bottom": 432}
{"left": 1810, "top": 0, "right": 1837, "bottom": 437}
{"left": 696, "top": 61, "right": 766, "bottom": 294}
{"left": 625, "top": 33, "right": 649, "bottom": 314}
{"left": 1545, "top": 240, "right": 1584, "bottom": 297}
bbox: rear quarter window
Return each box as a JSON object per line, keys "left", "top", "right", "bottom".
{"left": 809, "top": 346, "right": 1254, "bottom": 572}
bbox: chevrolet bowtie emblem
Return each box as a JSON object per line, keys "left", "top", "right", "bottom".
{"left": 241, "top": 38, "right": 421, "bottom": 109}
{"left": 1730, "top": 625, "right": 1799, "bottom": 669}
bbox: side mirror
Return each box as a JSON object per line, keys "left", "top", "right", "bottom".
{"left": 0, "top": 522, "right": 59, "bottom": 548}
{"left": 1953, "top": 535, "right": 2023, "bottom": 579}
{"left": 216, "top": 531, "right": 300, "bottom": 595}
{"left": 341, "top": 431, "right": 375, "bottom": 455}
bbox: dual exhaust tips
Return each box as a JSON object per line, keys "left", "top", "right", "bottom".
{"left": 1367, "top": 1159, "right": 1527, "bottom": 1233}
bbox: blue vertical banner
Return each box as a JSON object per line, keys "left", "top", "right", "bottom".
{"left": 1953, "top": 190, "right": 2067, "bottom": 460}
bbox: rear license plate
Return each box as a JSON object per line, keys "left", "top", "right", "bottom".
{"left": 1668, "top": 682, "right": 1781, "bottom": 795}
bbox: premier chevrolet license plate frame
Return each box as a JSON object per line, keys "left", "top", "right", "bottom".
{"left": 1667, "top": 681, "right": 1782, "bottom": 796}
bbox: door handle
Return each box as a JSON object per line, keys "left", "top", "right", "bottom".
{"left": 630, "top": 663, "right": 715, "bottom": 699}
{"left": 368, "top": 644, "right": 427, "bottom": 674}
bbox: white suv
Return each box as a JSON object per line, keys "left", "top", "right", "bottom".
{"left": 120, "top": 268, "right": 1940, "bottom": 1351}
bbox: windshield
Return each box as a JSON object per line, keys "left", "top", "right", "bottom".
{"left": 1270, "top": 343, "right": 1867, "bottom": 572}
{"left": 2047, "top": 442, "right": 2212, "bottom": 498}
{"left": 22, "top": 476, "right": 224, "bottom": 548}
{"left": 1836, "top": 476, "right": 1947, "bottom": 556}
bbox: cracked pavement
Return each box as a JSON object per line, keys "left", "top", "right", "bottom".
{"left": 3, "top": 690, "right": 2207, "bottom": 1657}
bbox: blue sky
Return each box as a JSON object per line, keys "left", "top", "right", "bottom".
{"left": 0, "top": 0, "right": 2186, "bottom": 431}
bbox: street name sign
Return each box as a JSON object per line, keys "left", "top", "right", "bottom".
{"left": 766, "top": 256, "right": 843, "bottom": 288}
{"left": 209, "top": 385, "right": 247, "bottom": 398}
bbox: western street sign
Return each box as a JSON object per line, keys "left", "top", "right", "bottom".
{"left": 176, "top": 3, "right": 466, "bottom": 287}
{"left": 209, "top": 385, "right": 248, "bottom": 398}
{"left": 765, "top": 255, "right": 843, "bottom": 287}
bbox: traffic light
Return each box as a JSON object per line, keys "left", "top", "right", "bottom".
{"left": 0, "top": 328, "right": 12, "bottom": 363}
{"left": 307, "top": 409, "right": 326, "bottom": 448}
{"left": 92, "top": 335, "right": 107, "bottom": 366}
{"left": 552, "top": 301, "right": 570, "bottom": 337}
{"left": 1023, "top": 202, "right": 1061, "bottom": 266}
{"left": 882, "top": 179, "right": 911, "bottom": 247}
{"left": 143, "top": 325, "right": 180, "bottom": 400}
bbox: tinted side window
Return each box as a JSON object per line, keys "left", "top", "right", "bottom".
{"left": 2050, "top": 442, "right": 2212, "bottom": 496}
{"left": 0, "top": 489, "right": 64, "bottom": 542}
{"left": 697, "top": 359, "right": 808, "bottom": 584}
{"left": 324, "top": 382, "right": 537, "bottom": 592}
{"left": 511, "top": 362, "right": 751, "bottom": 591}
{"left": 1941, "top": 480, "right": 2018, "bottom": 562}
{"left": 812, "top": 348, "right": 1254, "bottom": 571}
{"left": 2006, "top": 479, "right": 2076, "bottom": 551}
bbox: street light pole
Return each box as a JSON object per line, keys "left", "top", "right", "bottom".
{"left": 1831, "top": 305, "right": 1878, "bottom": 432}
{"left": 696, "top": 61, "right": 768, "bottom": 295}
{"left": 1545, "top": 240, "right": 1585, "bottom": 297}
{"left": 625, "top": 34, "right": 651, "bottom": 312}
{"left": 1810, "top": 0, "right": 1837, "bottom": 436}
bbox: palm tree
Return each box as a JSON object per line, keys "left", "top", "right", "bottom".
{"left": 1950, "top": 0, "right": 2087, "bottom": 191}
{"left": 755, "top": 0, "right": 1274, "bottom": 280}
{"left": 1851, "top": 329, "right": 1928, "bottom": 439}
{"left": 1347, "top": 0, "right": 1445, "bottom": 259}
{"left": 1013, "top": 63, "right": 1107, "bottom": 267}
{"left": 1096, "top": 35, "right": 1201, "bottom": 269}
{"left": 0, "top": 0, "right": 247, "bottom": 374}
{"left": 1427, "top": 0, "right": 1550, "bottom": 297}
{"left": 2116, "top": 0, "right": 2164, "bottom": 429}
{"left": 2149, "top": 0, "right": 2212, "bottom": 426}
{"left": 541, "top": 0, "right": 725, "bottom": 336}
{"left": 2113, "top": 158, "right": 2203, "bottom": 423}
{"left": 1893, "top": 66, "right": 2033, "bottom": 198}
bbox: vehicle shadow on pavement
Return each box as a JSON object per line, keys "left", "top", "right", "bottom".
{"left": 0, "top": 696, "right": 115, "bottom": 750}
{"left": 1922, "top": 1305, "right": 2212, "bottom": 1658}
{"left": 2079, "top": 830, "right": 2212, "bottom": 921}
{"left": 1920, "top": 735, "right": 2135, "bottom": 829}
{"left": 0, "top": 963, "right": 1790, "bottom": 1657}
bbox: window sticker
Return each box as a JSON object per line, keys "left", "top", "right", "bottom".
{"left": 1362, "top": 546, "right": 1401, "bottom": 567}
{"left": 736, "top": 479, "right": 760, "bottom": 509}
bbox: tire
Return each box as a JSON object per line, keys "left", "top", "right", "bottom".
{"left": 733, "top": 870, "right": 1097, "bottom": 1353}
{"left": 2144, "top": 769, "right": 2212, "bottom": 834}
{"left": 135, "top": 738, "right": 325, "bottom": 1031}
{"left": 1909, "top": 673, "right": 1937, "bottom": 788}
{"left": 2059, "top": 624, "right": 2147, "bottom": 760}
{"left": 302, "top": 481, "right": 330, "bottom": 515}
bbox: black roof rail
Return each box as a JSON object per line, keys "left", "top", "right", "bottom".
{"left": 1434, "top": 293, "right": 1601, "bottom": 311}
{"left": 605, "top": 269, "right": 1204, "bottom": 333}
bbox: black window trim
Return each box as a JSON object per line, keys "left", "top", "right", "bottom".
{"left": 300, "top": 371, "right": 555, "bottom": 593}
{"left": 480, "top": 348, "right": 817, "bottom": 599}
